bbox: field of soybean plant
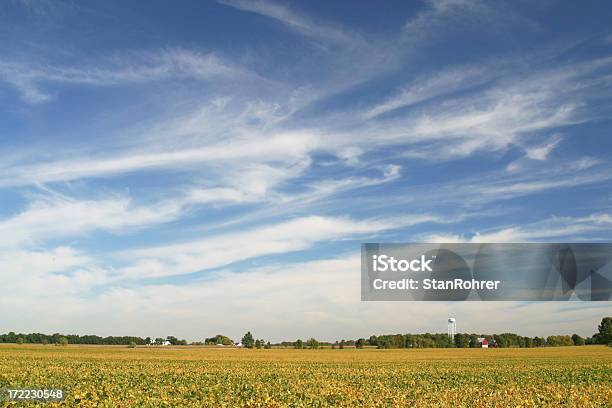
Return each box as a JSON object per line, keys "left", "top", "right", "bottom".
{"left": 0, "top": 344, "right": 610, "bottom": 407}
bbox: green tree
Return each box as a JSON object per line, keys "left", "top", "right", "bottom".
{"left": 128, "top": 342, "right": 137, "bottom": 348}
{"left": 596, "top": 317, "right": 612, "bottom": 345}
{"left": 242, "top": 331, "right": 255, "bottom": 349}
{"left": 546, "top": 335, "right": 573, "bottom": 347}
{"left": 468, "top": 335, "right": 478, "bottom": 348}
{"left": 255, "top": 339, "right": 262, "bottom": 349}
{"left": 571, "top": 334, "right": 585, "bottom": 346}
{"left": 205, "top": 334, "right": 234, "bottom": 345}
{"left": 264, "top": 342, "right": 272, "bottom": 349}
{"left": 306, "top": 338, "right": 319, "bottom": 349}
{"left": 454, "top": 333, "right": 469, "bottom": 348}
{"left": 355, "top": 338, "right": 366, "bottom": 349}
{"left": 58, "top": 336, "right": 68, "bottom": 346}
{"left": 16, "top": 337, "right": 24, "bottom": 344}
{"left": 294, "top": 339, "right": 303, "bottom": 349}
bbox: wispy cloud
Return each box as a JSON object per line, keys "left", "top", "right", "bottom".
{"left": 6, "top": 52, "right": 608, "bottom": 189}
{"left": 0, "top": 192, "right": 187, "bottom": 249}
{"left": 218, "top": 0, "right": 362, "bottom": 47}
{"left": 403, "top": 0, "right": 487, "bottom": 38}
{"left": 362, "top": 63, "right": 500, "bottom": 119}
{"left": 0, "top": 49, "right": 244, "bottom": 104}
{"left": 276, "top": 164, "right": 401, "bottom": 205}
{"left": 506, "top": 134, "right": 566, "bottom": 172}
{"left": 118, "top": 213, "right": 440, "bottom": 278}
{"left": 356, "top": 56, "right": 612, "bottom": 161}
{"left": 524, "top": 133, "right": 563, "bottom": 160}
{"left": 1, "top": 246, "right": 89, "bottom": 279}
{"left": 403, "top": 0, "right": 539, "bottom": 42}
{"left": 0, "top": 131, "right": 319, "bottom": 187}
{"left": 475, "top": 172, "right": 610, "bottom": 200}
{"left": 424, "top": 213, "right": 612, "bottom": 243}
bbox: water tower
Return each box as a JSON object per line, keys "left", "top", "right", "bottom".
{"left": 447, "top": 317, "right": 456, "bottom": 340}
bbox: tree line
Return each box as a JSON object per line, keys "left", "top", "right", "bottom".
{"left": 369, "top": 333, "right": 585, "bottom": 349}
{"left": 0, "top": 333, "right": 186, "bottom": 346}
{"left": 269, "top": 317, "right": 612, "bottom": 349}
{"left": 2, "top": 317, "right": 610, "bottom": 348}
{"left": 356, "top": 317, "right": 611, "bottom": 349}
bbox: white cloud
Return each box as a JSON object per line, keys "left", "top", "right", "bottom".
{"left": 355, "top": 55, "right": 612, "bottom": 162}
{"left": 0, "top": 193, "right": 184, "bottom": 249}
{"left": 404, "top": 0, "right": 489, "bottom": 39}
{"left": 0, "top": 49, "right": 244, "bottom": 104}
{"left": 2, "top": 53, "right": 609, "bottom": 200}
{"left": 217, "top": 0, "right": 399, "bottom": 114}
{"left": 217, "top": 0, "right": 361, "bottom": 47}
{"left": 403, "top": 0, "right": 538, "bottom": 41}
{"left": 119, "top": 214, "right": 439, "bottom": 278}
{"left": 424, "top": 212, "right": 612, "bottom": 243}
{"left": 524, "top": 133, "right": 563, "bottom": 160}
{"left": 0, "top": 244, "right": 110, "bottom": 308}
{"left": 381, "top": 155, "right": 610, "bottom": 210}
{"left": 0, "top": 131, "right": 319, "bottom": 187}
{"left": 275, "top": 164, "right": 401, "bottom": 206}
{"left": 0, "top": 246, "right": 89, "bottom": 280}
{"left": 183, "top": 158, "right": 393, "bottom": 208}
{"left": 476, "top": 172, "right": 609, "bottom": 199}
{"left": 186, "top": 187, "right": 255, "bottom": 205}
{"left": 362, "top": 63, "right": 497, "bottom": 119}
{"left": 368, "top": 80, "right": 579, "bottom": 160}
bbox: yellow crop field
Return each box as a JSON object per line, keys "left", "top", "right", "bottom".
{"left": 0, "top": 345, "right": 611, "bottom": 407}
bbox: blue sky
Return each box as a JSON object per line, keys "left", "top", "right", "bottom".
{"left": 1, "top": 0, "right": 611, "bottom": 341}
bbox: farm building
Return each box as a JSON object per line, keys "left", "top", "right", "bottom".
{"left": 477, "top": 338, "right": 489, "bottom": 348}
{"left": 148, "top": 339, "right": 172, "bottom": 346}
